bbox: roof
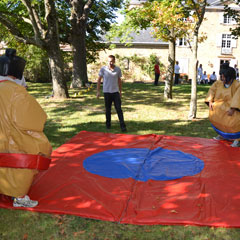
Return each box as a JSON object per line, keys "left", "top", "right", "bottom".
{"left": 106, "top": 28, "right": 168, "bottom": 47}
{"left": 129, "top": 0, "right": 236, "bottom": 8}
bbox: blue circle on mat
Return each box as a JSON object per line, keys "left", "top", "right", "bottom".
{"left": 83, "top": 148, "right": 204, "bottom": 182}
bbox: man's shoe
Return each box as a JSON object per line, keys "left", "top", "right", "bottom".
{"left": 106, "top": 125, "right": 111, "bottom": 129}
{"left": 213, "top": 135, "right": 224, "bottom": 140}
{"left": 13, "top": 195, "right": 38, "bottom": 208}
{"left": 231, "top": 140, "right": 240, "bottom": 147}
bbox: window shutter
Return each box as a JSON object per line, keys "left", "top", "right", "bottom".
{"left": 216, "top": 34, "right": 222, "bottom": 47}
{"left": 231, "top": 36, "right": 237, "bottom": 48}
{"left": 214, "top": 59, "right": 220, "bottom": 77}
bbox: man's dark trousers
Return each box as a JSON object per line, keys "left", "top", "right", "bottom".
{"left": 104, "top": 92, "right": 126, "bottom": 129}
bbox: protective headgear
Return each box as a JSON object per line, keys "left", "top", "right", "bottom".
{"left": 0, "top": 55, "right": 26, "bottom": 79}
{"left": 5, "top": 48, "right": 17, "bottom": 58}
{"left": 222, "top": 66, "right": 236, "bottom": 82}
{"left": 219, "top": 62, "right": 229, "bottom": 75}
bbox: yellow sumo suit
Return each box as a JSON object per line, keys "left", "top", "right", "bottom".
{"left": 0, "top": 65, "right": 51, "bottom": 198}
{"left": 205, "top": 68, "right": 240, "bottom": 136}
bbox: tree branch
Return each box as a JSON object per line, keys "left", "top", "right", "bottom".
{"left": 32, "top": 5, "right": 47, "bottom": 36}
{"left": 0, "top": 13, "right": 38, "bottom": 46}
{"left": 70, "top": 0, "right": 94, "bottom": 22}
{"left": 21, "top": 0, "right": 44, "bottom": 41}
{"left": 82, "top": 0, "right": 94, "bottom": 21}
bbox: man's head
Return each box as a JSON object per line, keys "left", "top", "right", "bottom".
{"left": 0, "top": 55, "right": 26, "bottom": 80}
{"left": 5, "top": 48, "right": 17, "bottom": 58}
{"left": 108, "top": 55, "right": 115, "bottom": 68}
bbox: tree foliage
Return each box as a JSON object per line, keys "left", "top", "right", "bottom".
{"left": 86, "top": 0, "right": 124, "bottom": 62}
{"left": 0, "top": 28, "right": 50, "bottom": 82}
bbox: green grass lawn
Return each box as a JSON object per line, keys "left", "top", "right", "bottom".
{"left": 1, "top": 82, "right": 240, "bottom": 240}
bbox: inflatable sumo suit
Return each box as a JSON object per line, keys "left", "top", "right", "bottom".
{"left": 205, "top": 65, "right": 240, "bottom": 137}
{"left": 0, "top": 54, "right": 52, "bottom": 198}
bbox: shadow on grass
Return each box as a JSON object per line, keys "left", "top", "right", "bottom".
{"left": 45, "top": 118, "right": 215, "bottom": 149}
{"left": 29, "top": 82, "right": 213, "bottom": 149}
{"left": 39, "top": 83, "right": 211, "bottom": 118}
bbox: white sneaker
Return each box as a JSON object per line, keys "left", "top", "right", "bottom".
{"left": 231, "top": 140, "right": 240, "bottom": 147}
{"left": 213, "top": 135, "right": 224, "bottom": 140}
{"left": 13, "top": 195, "right": 38, "bottom": 208}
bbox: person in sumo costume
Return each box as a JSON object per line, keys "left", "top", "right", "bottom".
{"left": 205, "top": 62, "right": 240, "bottom": 147}
{"left": 0, "top": 51, "right": 52, "bottom": 207}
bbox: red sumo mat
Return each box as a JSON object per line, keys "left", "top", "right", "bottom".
{"left": 1, "top": 131, "right": 240, "bottom": 227}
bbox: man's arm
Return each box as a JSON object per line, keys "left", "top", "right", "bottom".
{"left": 96, "top": 76, "right": 102, "bottom": 98}
{"left": 118, "top": 77, "right": 122, "bottom": 97}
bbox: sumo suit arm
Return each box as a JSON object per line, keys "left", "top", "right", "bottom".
{"left": 228, "top": 85, "right": 240, "bottom": 116}
{"left": 205, "top": 81, "right": 218, "bottom": 111}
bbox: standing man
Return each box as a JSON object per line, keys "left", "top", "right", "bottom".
{"left": 154, "top": 60, "right": 160, "bottom": 86}
{"left": 97, "top": 55, "right": 127, "bottom": 132}
{"left": 174, "top": 61, "right": 180, "bottom": 85}
{"left": 197, "top": 64, "right": 203, "bottom": 84}
{"left": 234, "top": 64, "right": 239, "bottom": 81}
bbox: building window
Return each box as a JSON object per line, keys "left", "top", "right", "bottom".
{"left": 222, "top": 34, "right": 232, "bottom": 48}
{"left": 177, "top": 38, "right": 188, "bottom": 46}
{"left": 223, "top": 14, "right": 236, "bottom": 24}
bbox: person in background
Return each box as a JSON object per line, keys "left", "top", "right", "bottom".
{"left": 201, "top": 71, "right": 208, "bottom": 84}
{"left": 205, "top": 63, "right": 240, "bottom": 147}
{"left": 154, "top": 60, "right": 160, "bottom": 86}
{"left": 0, "top": 53, "right": 52, "bottom": 207}
{"left": 234, "top": 64, "right": 239, "bottom": 81}
{"left": 209, "top": 71, "right": 217, "bottom": 84}
{"left": 174, "top": 61, "right": 180, "bottom": 85}
{"left": 197, "top": 64, "right": 203, "bottom": 84}
{"left": 96, "top": 55, "right": 127, "bottom": 132}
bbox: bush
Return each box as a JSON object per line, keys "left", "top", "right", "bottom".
{"left": 115, "top": 53, "right": 166, "bottom": 82}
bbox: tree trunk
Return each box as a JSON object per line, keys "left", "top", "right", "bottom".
{"left": 164, "top": 39, "right": 175, "bottom": 99}
{"left": 45, "top": 0, "right": 69, "bottom": 98}
{"left": 47, "top": 46, "right": 69, "bottom": 98}
{"left": 71, "top": 21, "right": 88, "bottom": 88}
{"left": 188, "top": 33, "right": 198, "bottom": 119}
{"left": 188, "top": 0, "right": 207, "bottom": 119}
{"left": 69, "top": 0, "right": 94, "bottom": 88}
